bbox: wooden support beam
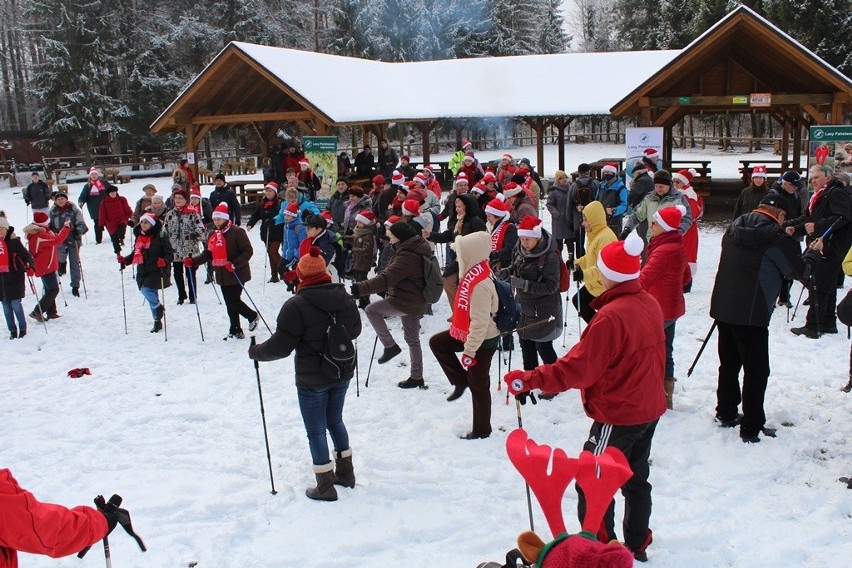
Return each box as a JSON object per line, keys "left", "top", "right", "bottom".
{"left": 296, "top": 119, "right": 316, "bottom": 135}
{"left": 792, "top": 116, "right": 802, "bottom": 172}
{"left": 417, "top": 121, "right": 432, "bottom": 166}
{"left": 652, "top": 106, "right": 684, "bottom": 128}
{"left": 801, "top": 103, "right": 827, "bottom": 125}
{"left": 521, "top": 117, "right": 546, "bottom": 176}
{"left": 649, "top": 93, "right": 834, "bottom": 107}
{"left": 194, "top": 124, "right": 214, "bottom": 142}
{"left": 185, "top": 125, "right": 197, "bottom": 181}
{"left": 190, "top": 111, "right": 314, "bottom": 125}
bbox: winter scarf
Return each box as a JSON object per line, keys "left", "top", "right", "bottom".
{"left": 180, "top": 204, "right": 198, "bottom": 215}
{"left": 809, "top": 186, "right": 826, "bottom": 214}
{"left": 89, "top": 179, "right": 105, "bottom": 195}
{"left": 449, "top": 259, "right": 491, "bottom": 342}
{"left": 0, "top": 238, "right": 7, "bottom": 272}
{"left": 490, "top": 218, "right": 511, "bottom": 251}
{"left": 297, "top": 272, "right": 332, "bottom": 292}
{"left": 209, "top": 222, "right": 231, "bottom": 267}
{"left": 132, "top": 234, "right": 152, "bottom": 265}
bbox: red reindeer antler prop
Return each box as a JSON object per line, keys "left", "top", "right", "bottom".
{"left": 575, "top": 448, "right": 633, "bottom": 535}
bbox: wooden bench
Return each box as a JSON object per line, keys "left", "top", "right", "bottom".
{"left": 229, "top": 180, "right": 266, "bottom": 205}
{"left": 0, "top": 171, "right": 16, "bottom": 187}
{"left": 670, "top": 160, "right": 712, "bottom": 196}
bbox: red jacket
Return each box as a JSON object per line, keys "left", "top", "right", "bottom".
{"left": 638, "top": 230, "right": 690, "bottom": 321}
{"left": 526, "top": 280, "right": 667, "bottom": 426}
{"left": 0, "top": 469, "right": 107, "bottom": 567}
{"left": 425, "top": 176, "right": 442, "bottom": 199}
{"left": 98, "top": 195, "right": 132, "bottom": 234}
{"left": 25, "top": 225, "right": 71, "bottom": 277}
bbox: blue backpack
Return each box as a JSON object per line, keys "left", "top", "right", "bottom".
{"left": 492, "top": 277, "right": 520, "bottom": 333}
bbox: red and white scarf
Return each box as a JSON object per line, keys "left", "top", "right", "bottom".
{"left": 89, "top": 179, "right": 105, "bottom": 196}
{"left": 132, "top": 234, "right": 152, "bottom": 265}
{"left": 0, "top": 239, "right": 8, "bottom": 273}
{"left": 449, "top": 260, "right": 491, "bottom": 342}
{"left": 809, "top": 186, "right": 827, "bottom": 215}
{"left": 490, "top": 219, "right": 511, "bottom": 251}
{"left": 208, "top": 223, "right": 231, "bottom": 267}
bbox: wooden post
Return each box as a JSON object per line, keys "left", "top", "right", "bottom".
{"left": 418, "top": 122, "right": 432, "bottom": 166}
{"left": 781, "top": 121, "right": 789, "bottom": 171}
{"left": 185, "top": 125, "right": 198, "bottom": 182}
{"left": 792, "top": 115, "right": 801, "bottom": 172}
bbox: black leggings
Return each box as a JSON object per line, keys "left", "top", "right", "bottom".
{"left": 571, "top": 285, "right": 597, "bottom": 323}
{"left": 173, "top": 263, "right": 198, "bottom": 301}
{"left": 221, "top": 284, "right": 256, "bottom": 334}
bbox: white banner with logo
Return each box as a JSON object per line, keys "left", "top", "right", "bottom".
{"left": 625, "top": 127, "right": 664, "bottom": 181}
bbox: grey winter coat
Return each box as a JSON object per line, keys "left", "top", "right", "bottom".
{"left": 546, "top": 182, "right": 571, "bottom": 240}
{"left": 510, "top": 229, "right": 562, "bottom": 341}
{"left": 49, "top": 203, "right": 88, "bottom": 246}
{"left": 623, "top": 187, "right": 693, "bottom": 240}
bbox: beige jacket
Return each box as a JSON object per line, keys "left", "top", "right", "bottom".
{"left": 452, "top": 231, "right": 499, "bottom": 357}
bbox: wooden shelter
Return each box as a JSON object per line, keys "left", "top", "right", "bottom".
{"left": 610, "top": 5, "right": 852, "bottom": 171}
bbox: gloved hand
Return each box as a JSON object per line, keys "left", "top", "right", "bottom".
{"left": 619, "top": 228, "right": 631, "bottom": 241}
{"left": 460, "top": 354, "right": 476, "bottom": 369}
{"left": 26, "top": 267, "right": 35, "bottom": 277}
{"left": 350, "top": 283, "right": 360, "bottom": 297}
{"left": 801, "top": 249, "right": 821, "bottom": 282}
{"left": 283, "top": 269, "right": 298, "bottom": 283}
{"left": 510, "top": 276, "right": 527, "bottom": 291}
{"left": 183, "top": 257, "right": 194, "bottom": 268}
{"left": 495, "top": 267, "right": 510, "bottom": 281}
{"left": 127, "top": 219, "right": 135, "bottom": 227}
{"left": 225, "top": 263, "right": 235, "bottom": 273}
{"left": 515, "top": 391, "right": 538, "bottom": 405}
{"left": 116, "top": 254, "right": 125, "bottom": 264}
{"left": 573, "top": 267, "right": 583, "bottom": 283}
{"left": 156, "top": 258, "right": 166, "bottom": 269}
{"left": 504, "top": 369, "right": 533, "bottom": 396}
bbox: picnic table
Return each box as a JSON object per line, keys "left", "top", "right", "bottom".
{"left": 229, "top": 180, "right": 266, "bottom": 205}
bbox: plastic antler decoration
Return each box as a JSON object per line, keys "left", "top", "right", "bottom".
{"left": 506, "top": 429, "right": 632, "bottom": 538}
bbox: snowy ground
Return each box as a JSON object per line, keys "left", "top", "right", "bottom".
{"left": 2, "top": 143, "right": 851, "bottom": 567}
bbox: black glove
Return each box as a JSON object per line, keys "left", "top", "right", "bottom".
{"left": 350, "top": 283, "right": 360, "bottom": 297}
{"left": 573, "top": 267, "right": 583, "bottom": 283}
{"left": 565, "top": 258, "right": 574, "bottom": 271}
{"left": 801, "top": 249, "right": 822, "bottom": 282}
{"left": 619, "top": 228, "right": 631, "bottom": 241}
{"left": 510, "top": 276, "right": 526, "bottom": 291}
{"left": 515, "top": 391, "right": 537, "bottom": 405}
{"left": 96, "top": 494, "right": 123, "bottom": 535}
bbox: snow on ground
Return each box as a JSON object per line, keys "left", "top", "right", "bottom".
{"left": 2, "top": 153, "right": 851, "bottom": 567}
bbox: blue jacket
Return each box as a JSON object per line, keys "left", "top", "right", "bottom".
{"left": 281, "top": 218, "right": 307, "bottom": 265}
{"left": 274, "top": 192, "right": 320, "bottom": 225}
{"left": 596, "top": 178, "right": 628, "bottom": 229}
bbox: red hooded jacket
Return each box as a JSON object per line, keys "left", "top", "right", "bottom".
{"left": 98, "top": 194, "right": 132, "bottom": 234}
{"left": 25, "top": 225, "right": 71, "bottom": 277}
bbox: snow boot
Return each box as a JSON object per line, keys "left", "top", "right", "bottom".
{"left": 58, "top": 262, "right": 66, "bottom": 276}
{"left": 377, "top": 344, "right": 402, "bottom": 364}
{"left": 306, "top": 462, "right": 338, "bottom": 501}
{"left": 664, "top": 377, "right": 676, "bottom": 410}
{"left": 333, "top": 448, "right": 355, "bottom": 488}
{"left": 630, "top": 530, "right": 653, "bottom": 562}
{"left": 29, "top": 309, "right": 45, "bottom": 322}
{"left": 791, "top": 325, "right": 821, "bottom": 339}
{"left": 151, "top": 320, "right": 163, "bottom": 333}
{"left": 446, "top": 381, "right": 468, "bottom": 401}
{"left": 71, "top": 286, "right": 80, "bottom": 297}
{"left": 398, "top": 377, "right": 426, "bottom": 389}
{"left": 9, "top": 329, "right": 17, "bottom": 340}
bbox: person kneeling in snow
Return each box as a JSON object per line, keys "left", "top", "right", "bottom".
{"left": 505, "top": 234, "right": 666, "bottom": 562}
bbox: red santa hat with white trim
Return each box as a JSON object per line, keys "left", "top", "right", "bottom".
{"left": 482, "top": 171, "right": 496, "bottom": 184}
{"left": 33, "top": 211, "right": 50, "bottom": 227}
{"left": 672, "top": 168, "right": 696, "bottom": 186}
{"left": 470, "top": 181, "right": 486, "bottom": 196}
{"left": 391, "top": 171, "right": 405, "bottom": 186}
{"left": 652, "top": 205, "right": 686, "bottom": 233}
{"left": 298, "top": 159, "right": 310, "bottom": 168}
{"left": 485, "top": 194, "right": 511, "bottom": 218}
{"left": 402, "top": 199, "right": 421, "bottom": 217}
{"left": 139, "top": 212, "right": 158, "bottom": 226}
{"left": 517, "top": 215, "right": 543, "bottom": 239}
{"left": 264, "top": 181, "right": 280, "bottom": 192}
{"left": 413, "top": 173, "right": 427, "bottom": 187}
{"left": 601, "top": 162, "right": 619, "bottom": 175}
{"left": 212, "top": 202, "right": 230, "bottom": 220}
{"left": 502, "top": 181, "right": 523, "bottom": 198}
{"left": 643, "top": 148, "right": 659, "bottom": 159}
{"left": 750, "top": 164, "right": 767, "bottom": 178}
{"left": 355, "top": 210, "right": 376, "bottom": 226}
{"left": 462, "top": 139, "right": 472, "bottom": 150}
{"left": 456, "top": 172, "right": 469, "bottom": 184}
{"left": 282, "top": 202, "right": 299, "bottom": 218}
{"left": 384, "top": 214, "right": 401, "bottom": 228}
{"left": 597, "top": 232, "right": 645, "bottom": 283}
{"left": 502, "top": 153, "right": 513, "bottom": 161}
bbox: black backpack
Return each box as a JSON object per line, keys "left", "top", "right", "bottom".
{"left": 320, "top": 311, "right": 356, "bottom": 381}
{"left": 422, "top": 253, "right": 444, "bottom": 304}
{"left": 492, "top": 276, "right": 520, "bottom": 333}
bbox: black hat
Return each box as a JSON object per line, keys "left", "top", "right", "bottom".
{"left": 52, "top": 190, "right": 68, "bottom": 199}
{"left": 389, "top": 221, "right": 418, "bottom": 242}
{"left": 759, "top": 194, "right": 783, "bottom": 209}
{"left": 31, "top": 170, "right": 40, "bottom": 177}
{"left": 632, "top": 161, "right": 647, "bottom": 172}
{"left": 510, "top": 173, "right": 526, "bottom": 185}
{"left": 107, "top": 185, "right": 118, "bottom": 193}
{"left": 336, "top": 176, "right": 348, "bottom": 184}
{"left": 214, "top": 173, "right": 226, "bottom": 182}
{"left": 519, "top": 157, "right": 531, "bottom": 166}
{"left": 577, "top": 163, "right": 591, "bottom": 173}
{"left": 780, "top": 170, "right": 803, "bottom": 188}
{"left": 653, "top": 170, "right": 672, "bottom": 186}
{"left": 305, "top": 214, "right": 327, "bottom": 230}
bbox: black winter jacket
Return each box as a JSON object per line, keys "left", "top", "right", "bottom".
{"left": 510, "top": 230, "right": 562, "bottom": 341}
{"left": 0, "top": 229, "right": 34, "bottom": 301}
{"left": 429, "top": 193, "right": 487, "bottom": 277}
{"left": 791, "top": 179, "right": 851, "bottom": 262}
{"left": 250, "top": 282, "right": 362, "bottom": 388}
{"left": 710, "top": 212, "right": 808, "bottom": 327}
{"left": 209, "top": 185, "right": 241, "bottom": 225}
{"left": 123, "top": 221, "right": 174, "bottom": 291}
{"left": 247, "top": 197, "right": 284, "bottom": 243}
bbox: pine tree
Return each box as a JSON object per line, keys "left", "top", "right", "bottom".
{"left": 537, "top": 0, "right": 571, "bottom": 54}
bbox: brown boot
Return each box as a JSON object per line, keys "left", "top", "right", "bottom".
{"left": 664, "top": 377, "right": 676, "bottom": 410}
{"left": 306, "top": 462, "right": 338, "bottom": 501}
{"left": 333, "top": 448, "right": 355, "bottom": 488}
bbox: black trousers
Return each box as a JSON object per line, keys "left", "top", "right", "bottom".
{"left": 173, "top": 263, "right": 198, "bottom": 302}
{"left": 805, "top": 256, "right": 842, "bottom": 331}
{"left": 109, "top": 223, "right": 127, "bottom": 254}
{"left": 519, "top": 338, "right": 557, "bottom": 371}
{"left": 93, "top": 223, "right": 103, "bottom": 244}
{"left": 571, "top": 285, "right": 596, "bottom": 323}
{"left": 220, "top": 284, "right": 256, "bottom": 334}
{"left": 715, "top": 321, "right": 769, "bottom": 437}
{"left": 577, "top": 419, "right": 658, "bottom": 552}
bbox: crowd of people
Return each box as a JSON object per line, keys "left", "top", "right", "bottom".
{"left": 3, "top": 141, "right": 851, "bottom": 563}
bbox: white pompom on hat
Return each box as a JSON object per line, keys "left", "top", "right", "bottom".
{"left": 391, "top": 171, "right": 405, "bottom": 186}
{"left": 597, "top": 232, "right": 645, "bottom": 283}
{"left": 653, "top": 205, "right": 687, "bottom": 233}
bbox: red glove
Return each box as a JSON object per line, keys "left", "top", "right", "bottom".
{"left": 116, "top": 254, "right": 125, "bottom": 265}
{"left": 225, "top": 262, "right": 235, "bottom": 273}
{"left": 26, "top": 267, "right": 35, "bottom": 277}
{"left": 460, "top": 354, "right": 476, "bottom": 369}
{"left": 283, "top": 269, "right": 298, "bottom": 283}
{"left": 504, "top": 369, "right": 533, "bottom": 396}
{"left": 183, "top": 257, "right": 194, "bottom": 268}
{"left": 156, "top": 258, "right": 166, "bottom": 269}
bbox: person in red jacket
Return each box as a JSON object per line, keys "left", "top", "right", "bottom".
{"left": 505, "top": 232, "right": 666, "bottom": 563}
{"left": 97, "top": 186, "right": 132, "bottom": 254}
{"left": 22, "top": 211, "right": 71, "bottom": 321}
{"left": 0, "top": 468, "right": 108, "bottom": 567}
{"left": 638, "top": 205, "right": 691, "bottom": 410}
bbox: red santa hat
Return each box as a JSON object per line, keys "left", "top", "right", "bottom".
{"left": 139, "top": 212, "right": 157, "bottom": 226}
{"left": 402, "top": 199, "right": 421, "bottom": 217}
{"left": 502, "top": 153, "right": 513, "bottom": 161}
{"left": 298, "top": 159, "right": 310, "bottom": 168}
{"left": 355, "top": 210, "right": 377, "bottom": 226}
{"left": 407, "top": 187, "right": 427, "bottom": 203}
{"left": 482, "top": 171, "right": 497, "bottom": 184}
{"left": 461, "top": 139, "right": 472, "bottom": 149}
{"left": 463, "top": 152, "right": 475, "bottom": 162}
{"left": 264, "top": 181, "right": 280, "bottom": 192}
{"left": 413, "top": 173, "right": 427, "bottom": 187}
{"left": 88, "top": 167, "right": 100, "bottom": 177}
{"left": 422, "top": 165, "right": 434, "bottom": 176}
{"left": 750, "top": 164, "right": 768, "bottom": 178}
{"left": 502, "top": 182, "right": 523, "bottom": 199}
{"left": 470, "top": 182, "right": 486, "bottom": 196}
{"left": 643, "top": 148, "right": 659, "bottom": 159}
{"left": 384, "top": 214, "right": 401, "bottom": 228}
{"left": 321, "top": 210, "right": 333, "bottom": 221}
{"left": 597, "top": 233, "right": 645, "bottom": 283}
{"left": 653, "top": 204, "right": 686, "bottom": 233}
{"left": 485, "top": 194, "right": 511, "bottom": 218}
{"left": 212, "top": 202, "right": 230, "bottom": 220}
{"left": 455, "top": 172, "right": 469, "bottom": 184}
{"left": 672, "top": 168, "right": 697, "bottom": 186}
{"left": 401, "top": 154, "right": 410, "bottom": 162}
{"left": 282, "top": 202, "right": 300, "bottom": 218}
{"left": 517, "top": 216, "right": 543, "bottom": 239}
{"left": 601, "top": 162, "right": 619, "bottom": 175}
{"left": 190, "top": 186, "right": 201, "bottom": 198}
{"left": 32, "top": 211, "right": 50, "bottom": 227}
{"left": 391, "top": 171, "right": 405, "bottom": 186}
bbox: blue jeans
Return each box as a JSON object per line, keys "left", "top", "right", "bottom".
{"left": 664, "top": 319, "right": 677, "bottom": 378}
{"left": 297, "top": 380, "right": 350, "bottom": 465}
{"left": 2, "top": 299, "right": 26, "bottom": 333}
{"left": 139, "top": 286, "right": 161, "bottom": 319}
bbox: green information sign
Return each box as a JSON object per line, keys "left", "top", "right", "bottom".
{"left": 732, "top": 96, "right": 748, "bottom": 105}
{"left": 678, "top": 96, "right": 692, "bottom": 105}
{"left": 809, "top": 126, "right": 852, "bottom": 142}
{"left": 302, "top": 136, "right": 338, "bottom": 153}
{"left": 303, "top": 136, "right": 338, "bottom": 210}
{"left": 808, "top": 125, "right": 852, "bottom": 181}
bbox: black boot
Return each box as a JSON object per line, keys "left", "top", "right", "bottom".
{"left": 446, "top": 381, "right": 468, "bottom": 401}
{"left": 333, "top": 448, "right": 355, "bottom": 488}
{"left": 29, "top": 308, "right": 45, "bottom": 322}
{"left": 58, "top": 262, "right": 67, "bottom": 276}
{"left": 306, "top": 462, "right": 338, "bottom": 501}
{"left": 9, "top": 329, "right": 17, "bottom": 340}
{"left": 151, "top": 320, "right": 163, "bottom": 333}
{"left": 377, "top": 344, "right": 402, "bottom": 364}
{"left": 71, "top": 286, "right": 80, "bottom": 297}
{"left": 398, "top": 377, "right": 426, "bottom": 389}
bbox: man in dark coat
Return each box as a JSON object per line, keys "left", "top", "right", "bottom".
{"left": 567, "top": 163, "right": 598, "bottom": 258}
{"left": 545, "top": 170, "right": 572, "bottom": 257}
{"left": 354, "top": 145, "right": 374, "bottom": 178}
{"left": 209, "top": 173, "right": 241, "bottom": 226}
{"left": 709, "top": 194, "right": 819, "bottom": 443}
{"left": 376, "top": 139, "right": 398, "bottom": 179}
{"left": 25, "top": 171, "right": 52, "bottom": 214}
{"left": 327, "top": 178, "right": 350, "bottom": 227}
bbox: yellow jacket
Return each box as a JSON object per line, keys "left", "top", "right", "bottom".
{"left": 576, "top": 201, "right": 617, "bottom": 297}
{"left": 843, "top": 244, "right": 852, "bottom": 276}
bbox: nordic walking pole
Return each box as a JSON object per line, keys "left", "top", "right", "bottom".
{"left": 232, "top": 271, "right": 272, "bottom": 333}
{"left": 187, "top": 265, "right": 204, "bottom": 341}
{"left": 561, "top": 294, "right": 569, "bottom": 348}
{"left": 575, "top": 278, "right": 582, "bottom": 336}
{"left": 791, "top": 282, "right": 807, "bottom": 321}
{"left": 262, "top": 228, "right": 270, "bottom": 294}
{"left": 75, "top": 240, "right": 88, "bottom": 299}
{"left": 250, "top": 337, "right": 278, "bottom": 495}
{"left": 365, "top": 335, "right": 378, "bottom": 387}
{"left": 160, "top": 273, "right": 168, "bottom": 342}
{"left": 209, "top": 272, "right": 222, "bottom": 304}
{"left": 514, "top": 397, "right": 536, "bottom": 532}
{"left": 27, "top": 274, "right": 49, "bottom": 334}
{"left": 57, "top": 273, "right": 68, "bottom": 307}
{"left": 686, "top": 321, "right": 717, "bottom": 377}
{"left": 120, "top": 265, "right": 128, "bottom": 335}
{"left": 355, "top": 337, "right": 360, "bottom": 397}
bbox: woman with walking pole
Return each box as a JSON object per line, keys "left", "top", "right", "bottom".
{"left": 117, "top": 212, "right": 172, "bottom": 333}
{"left": 162, "top": 188, "right": 204, "bottom": 304}
{"left": 23, "top": 211, "right": 70, "bottom": 322}
{"left": 0, "top": 212, "right": 35, "bottom": 339}
{"left": 249, "top": 246, "right": 361, "bottom": 502}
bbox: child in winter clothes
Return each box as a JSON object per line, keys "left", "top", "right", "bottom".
{"left": 275, "top": 187, "right": 319, "bottom": 226}
{"left": 23, "top": 211, "right": 71, "bottom": 321}
{"left": 345, "top": 210, "right": 377, "bottom": 308}
{"left": 118, "top": 213, "right": 173, "bottom": 333}
{"left": 638, "top": 205, "right": 691, "bottom": 410}
{"left": 280, "top": 203, "right": 307, "bottom": 291}
{"left": 0, "top": 212, "right": 35, "bottom": 339}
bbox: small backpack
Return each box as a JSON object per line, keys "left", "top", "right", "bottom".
{"left": 320, "top": 311, "right": 356, "bottom": 381}
{"left": 422, "top": 253, "right": 444, "bottom": 304}
{"left": 574, "top": 179, "right": 593, "bottom": 207}
{"left": 538, "top": 251, "right": 571, "bottom": 293}
{"left": 492, "top": 276, "right": 521, "bottom": 333}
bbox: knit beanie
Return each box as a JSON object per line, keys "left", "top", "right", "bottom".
{"left": 389, "top": 221, "right": 418, "bottom": 242}
{"left": 653, "top": 170, "right": 672, "bottom": 186}
{"left": 296, "top": 246, "right": 327, "bottom": 279}
{"left": 33, "top": 211, "right": 50, "bottom": 227}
